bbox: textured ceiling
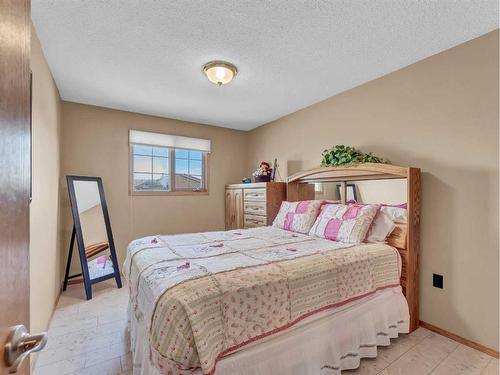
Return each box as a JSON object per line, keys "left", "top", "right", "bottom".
{"left": 32, "top": 1, "right": 498, "bottom": 131}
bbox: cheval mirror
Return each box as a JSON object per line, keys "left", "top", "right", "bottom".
{"left": 63, "top": 176, "right": 122, "bottom": 300}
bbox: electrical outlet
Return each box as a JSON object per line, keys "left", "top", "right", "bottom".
{"left": 433, "top": 273, "right": 443, "bottom": 289}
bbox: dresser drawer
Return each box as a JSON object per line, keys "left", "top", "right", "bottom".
{"left": 244, "top": 213, "right": 267, "bottom": 228}
{"left": 244, "top": 201, "right": 266, "bottom": 216}
{"left": 244, "top": 188, "right": 266, "bottom": 201}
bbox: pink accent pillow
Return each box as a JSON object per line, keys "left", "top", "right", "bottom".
{"left": 309, "top": 203, "right": 380, "bottom": 243}
{"left": 273, "top": 200, "right": 323, "bottom": 234}
{"left": 322, "top": 200, "right": 341, "bottom": 204}
{"left": 347, "top": 200, "right": 407, "bottom": 221}
{"left": 347, "top": 200, "right": 407, "bottom": 209}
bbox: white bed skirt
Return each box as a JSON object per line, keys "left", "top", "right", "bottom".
{"left": 128, "top": 287, "right": 409, "bottom": 375}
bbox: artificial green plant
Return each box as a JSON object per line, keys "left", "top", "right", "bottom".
{"left": 320, "top": 145, "right": 387, "bottom": 167}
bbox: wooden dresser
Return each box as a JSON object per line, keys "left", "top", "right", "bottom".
{"left": 225, "top": 182, "right": 286, "bottom": 230}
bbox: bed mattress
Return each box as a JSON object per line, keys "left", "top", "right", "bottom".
{"left": 124, "top": 226, "right": 403, "bottom": 375}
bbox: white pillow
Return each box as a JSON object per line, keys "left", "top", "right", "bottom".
{"left": 381, "top": 206, "right": 407, "bottom": 223}
{"left": 366, "top": 211, "right": 396, "bottom": 242}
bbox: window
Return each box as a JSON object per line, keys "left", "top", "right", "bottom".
{"left": 314, "top": 182, "right": 324, "bottom": 194}
{"left": 131, "top": 144, "right": 170, "bottom": 191}
{"left": 129, "top": 130, "right": 210, "bottom": 195}
{"left": 173, "top": 149, "right": 204, "bottom": 190}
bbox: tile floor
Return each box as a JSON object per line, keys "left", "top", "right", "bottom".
{"left": 33, "top": 281, "right": 498, "bottom": 375}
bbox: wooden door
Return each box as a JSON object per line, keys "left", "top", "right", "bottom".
{"left": 0, "top": 1, "right": 31, "bottom": 374}
{"left": 225, "top": 189, "right": 243, "bottom": 230}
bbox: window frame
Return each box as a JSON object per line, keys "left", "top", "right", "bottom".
{"left": 129, "top": 142, "right": 209, "bottom": 196}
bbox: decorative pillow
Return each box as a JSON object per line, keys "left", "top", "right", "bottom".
{"left": 347, "top": 201, "right": 407, "bottom": 223}
{"left": 272, "top": 200, "right": 323, "bottom": 234}
{"left": 309, "top": 203, "right": 380, "bottom": 243}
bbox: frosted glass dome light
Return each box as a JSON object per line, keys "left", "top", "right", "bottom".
{"left": 203, "top": 61, "right": 238, "bottom": 86}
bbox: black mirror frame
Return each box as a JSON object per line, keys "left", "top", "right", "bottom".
{"left": 336, "top": 183, "right": 358, "bottom": 202}
{"left": 63, "top": 175, "right": 122, "bottom": 300}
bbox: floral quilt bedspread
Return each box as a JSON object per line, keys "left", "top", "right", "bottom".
{"left": 124, "top": 226, "right": 401, "bottom": 375}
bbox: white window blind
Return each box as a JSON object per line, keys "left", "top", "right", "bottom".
{"left": 129, "top": 130, "right": 211, "bottom": 153}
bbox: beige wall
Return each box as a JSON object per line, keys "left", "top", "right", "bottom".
{"left": 29, "top": 25, "right": 63, "bottom": 362}
{"left": 61, "top": 103, "right": 248, "bottom": 269}
{"left": 247, "top": 31, "right": 499, "bottom": 350}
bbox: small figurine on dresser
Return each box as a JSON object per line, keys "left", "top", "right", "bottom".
{"left": 252, "top": 161, "right": 273, "bottom": 182}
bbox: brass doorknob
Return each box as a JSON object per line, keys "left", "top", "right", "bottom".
{"left": 4, "top": 325, "right": 47, "bottom": 373}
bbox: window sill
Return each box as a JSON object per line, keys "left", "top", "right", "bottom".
{"left": 129, "top": 190, "right": 209, "bottom": 196}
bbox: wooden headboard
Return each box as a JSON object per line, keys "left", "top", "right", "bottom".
{"left": 286, "top": 163, "right": 421, "bottom": 332}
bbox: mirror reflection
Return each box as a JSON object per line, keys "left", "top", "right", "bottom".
{"left": 312, "top": 178, "right": 408, "bottom": 204}
{"left": 73, "top": 180, "right": 115, "bottom": 280}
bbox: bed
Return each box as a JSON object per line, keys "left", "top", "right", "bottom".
{"left": 124, "top": 163, "right": 421, "bottom": 375}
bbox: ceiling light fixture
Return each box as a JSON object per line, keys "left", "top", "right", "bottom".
{"left": 202, "top": 60, "right": 238, "bottom": 86}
